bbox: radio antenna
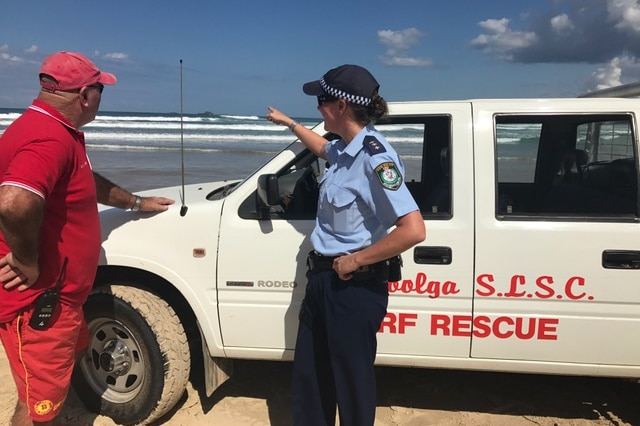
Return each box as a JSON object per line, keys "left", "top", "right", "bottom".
{"left": 179, "top": 59, "right": 188, "bottom": 216}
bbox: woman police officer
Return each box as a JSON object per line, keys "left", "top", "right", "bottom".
{"left": 267, "top": 64, "right": 425, "bottom": 426}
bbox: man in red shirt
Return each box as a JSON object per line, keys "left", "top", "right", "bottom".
{"left": 0, "top": 51, "right": 174, "bottom": 425}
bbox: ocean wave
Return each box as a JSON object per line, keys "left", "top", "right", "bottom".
{"left": 86, "top": 132, "right": 300, "bottom": 142}
{"left": 86, "top": 143, "right": 280, "bottom": 155}
{"left": 377, "top": 124, "right": 425, "bottom": 131}
{"left": 1, "top": 108, "right": 428, "bottom": 150}
{"left": 84, "top": 131, "right": 425, "bottom": 144}
{"left": 84, "top": 121, "right": 292, "bottom": 132}
{"left": 219, "top": 114, "right": 260, "bottom": 120}
{"left": 96, "top": 115, "right": 217, "bottom": 123}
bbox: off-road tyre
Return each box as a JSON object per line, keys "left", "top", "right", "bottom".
{"left": 71, "top": 284, "right": 190, "bottom": 425}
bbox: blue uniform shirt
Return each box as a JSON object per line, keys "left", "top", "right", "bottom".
{"left": 310, "top": 123, "right": 419, "bottom": 256}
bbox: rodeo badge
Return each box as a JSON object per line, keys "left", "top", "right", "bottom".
{"left": 375, "top": 162, "right": 402, "bottom": 190}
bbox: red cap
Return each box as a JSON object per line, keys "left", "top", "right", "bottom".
{"left": 39, "top": 51, "right": 117, "bottom": 91}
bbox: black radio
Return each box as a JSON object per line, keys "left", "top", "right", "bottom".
{"left": 28, "top": 257, "right": 67, "bottom": 331}
{"left": 29, "top": 288, "right": 59, "bottom": 330}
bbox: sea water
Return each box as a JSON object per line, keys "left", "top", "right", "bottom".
{"left": 0, "top": 108, "right": 424, "bottom": 192}
{"left": 2, "top": 107, "right": 632, "bottom": 192}
{"left": 0, "top": 109, "right": 314, "bottom": 191}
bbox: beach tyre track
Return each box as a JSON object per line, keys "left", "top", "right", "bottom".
{"left": 72, "top": 284, "right": 190, "bottom": 425}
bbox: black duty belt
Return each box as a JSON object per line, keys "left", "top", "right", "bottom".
{"left": 307, "top": 250, "right": 402, "bottom": 281}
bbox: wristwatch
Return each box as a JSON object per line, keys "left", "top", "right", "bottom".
{"left": 131, "top": 195, "right": 142, "bottom": 211}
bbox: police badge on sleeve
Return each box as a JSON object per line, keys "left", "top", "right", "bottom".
{"left": 375, "top": 162, "right": 402, "bottom": 190}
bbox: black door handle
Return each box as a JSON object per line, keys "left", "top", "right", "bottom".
{"left": 414, "top": 246, "right": 452, "bottom": 265}
{"left": 602, "top": 250, "right": 640, "bottom": 269}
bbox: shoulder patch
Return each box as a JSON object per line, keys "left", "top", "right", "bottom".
{"left": 363, "top": 136, "right": 386, "bottom": 155}
{"left": 375, "top": 162, "right": 402, "bottom": 190}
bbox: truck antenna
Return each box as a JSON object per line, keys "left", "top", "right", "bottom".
{"left": 179, "top": 59, "right": 188, "bottom": 217}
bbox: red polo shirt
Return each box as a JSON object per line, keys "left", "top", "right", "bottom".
{"left": 0, "top": 100, "right": 101, "bottom": 322}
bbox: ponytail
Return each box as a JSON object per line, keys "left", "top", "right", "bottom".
{"left": 350, "top": 91, "right": 388, "bottom": 124}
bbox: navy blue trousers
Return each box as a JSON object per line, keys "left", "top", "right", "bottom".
{"left": 292, "top": 270, "right": 389, "bottom": 426}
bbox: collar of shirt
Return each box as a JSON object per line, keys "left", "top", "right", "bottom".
{"left": 337, "top": 122, "right": 376, "bottom": 158}
{"left": 27, "top": 99, "right": 83, "bottom": 139}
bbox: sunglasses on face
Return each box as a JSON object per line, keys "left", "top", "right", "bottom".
{"left": 87, "top": 83, "right": 104, "bottom": 94}
{"left": 317, "top": 94, "right": 337, "bottom": 107}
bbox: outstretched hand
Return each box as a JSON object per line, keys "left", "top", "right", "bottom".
{"left": 139, "top": 196, "right": 175, "bottom": 212}
{"left": 266, "top": 106, "right": 292, "bottom": 127}
{"left": 0, "top": 252, "right": 40, "bottom": 291}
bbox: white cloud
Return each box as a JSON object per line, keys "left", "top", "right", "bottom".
{"left": 592, "top": 57, "right": 623, "bottom": 89}
{"left": 0, "top": 45, "right": 24, "bottom": 66}
{"left": 608, "top": 0, "right": 640, "bottom": 32}
{"left": 468, "top": 1, "right": 640, "bottom": 92}
{"left": 24, "top": 45, "right": 38, "bottom": 54}
{"left": 380, "top": 56, "right": 432, "bottom": 67}
{"left": 377, "top": 28, "right": 431, "bottom": 67}
{"left": 378, "top": 28, "right": 423, "bottom": 53}
{"left": 550, "top": 14, "right": 574, "bottom": 33}
{"left": 588, "top": 55, "right": 640, "bottom": 90}
{"left": 104, "top": 52, "right": 129, "bottom": 61}
{"left": 470, "top": 18, "right": 537, "bottom": 60}
{"left": 478, "top": 17, "right": 510, "bottom": 34}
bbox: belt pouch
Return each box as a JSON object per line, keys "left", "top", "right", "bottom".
{"left": 307, "top": 251, "right": 334, "bottom": 272}
{"left": 388, "top": 255, "right": 403, "bottom": 281}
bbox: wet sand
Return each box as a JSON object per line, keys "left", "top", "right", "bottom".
{"left": 1, "top": 344, "right": 638, "bottom": 425}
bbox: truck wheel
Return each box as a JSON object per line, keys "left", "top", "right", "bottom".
{"left": 72, "top": 284, "right": 191, "bottom": 425}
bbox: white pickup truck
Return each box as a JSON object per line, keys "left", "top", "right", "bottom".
{"left": 72, "top": 95, "right": 640, "bottom": 425}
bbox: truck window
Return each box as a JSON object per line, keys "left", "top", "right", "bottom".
{"left": 496, "top": 114, "right": 638, "bottom": 219}
{"left": 578, "top": 120, "right": 635, "bottom": 161}
{"left": 377, "top": 115, "right": 452, "bottom": 218}
{"left": 496, "top": 122, "right": 541, "bottom": 184}
{"left": 241, "top": 116, "right": 452, "bottom": 220}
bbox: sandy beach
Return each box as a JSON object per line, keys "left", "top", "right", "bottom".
{"left": 1, "top": 344, "right": 638, "bottom": 426}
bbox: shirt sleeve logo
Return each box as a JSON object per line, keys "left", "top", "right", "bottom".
{"left": 375, "top": 162, "right": 402, "bottom": 190}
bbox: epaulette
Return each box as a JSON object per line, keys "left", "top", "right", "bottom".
{"left": 363, "top": 136, "right": 386, "bottom": 155}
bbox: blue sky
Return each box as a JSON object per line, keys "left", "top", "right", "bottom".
{"left": 2, "top": 0, "right": 640, "bottom": 117}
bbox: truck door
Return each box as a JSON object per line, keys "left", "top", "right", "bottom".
{"left": 216, "top": 147, "right": 319, "bottom": 354}
{"left": 472, "top": 107, "right": 640, "bottom": 368}
{"left": 376, "top": 103, "right": 477, "bottom": 360}
{"left": 216, "top": 103, "right": 477, "bottom": 362}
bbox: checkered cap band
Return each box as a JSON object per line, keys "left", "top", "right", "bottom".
{"left": 320, "top": 78, "right": 371, "bottom": 106}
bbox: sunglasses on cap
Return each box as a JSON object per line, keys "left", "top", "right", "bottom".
{"left": 317, "top": 94, "right": 337, "bottom": 107}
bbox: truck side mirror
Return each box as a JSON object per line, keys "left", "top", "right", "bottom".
{"left": 256, "top": 174, "right": 280, "bottom": 219}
